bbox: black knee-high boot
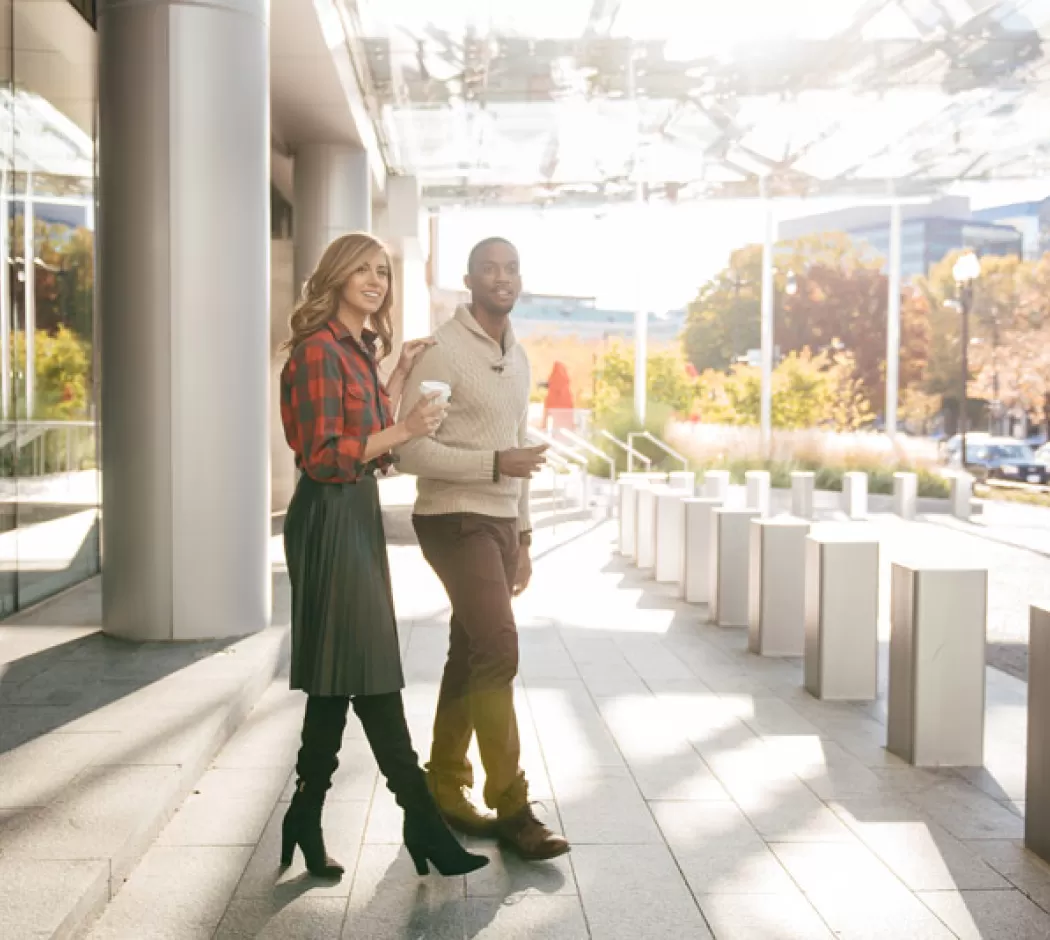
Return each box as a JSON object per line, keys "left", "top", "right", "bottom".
{"left": 281, "top": 695, "right": 350, "bottom": 878}
{"left": 352, "top": 692, "right": 488, "bottom": 877}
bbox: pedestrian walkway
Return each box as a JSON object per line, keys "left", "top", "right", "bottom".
{"left": 78, "top": 512, "right": 1050, "bottom": 939}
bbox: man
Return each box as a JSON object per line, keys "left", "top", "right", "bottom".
{"left": 396, "top": 237, "right": 569, "bottom": 860}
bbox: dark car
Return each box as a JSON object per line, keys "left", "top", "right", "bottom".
{"left": 951, "top": 438, "right": 1049, "bottom": 484}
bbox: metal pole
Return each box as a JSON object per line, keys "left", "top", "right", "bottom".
{"left": 960, "top": 285, "right": 970, "bottom": 468}
{"left": 23, "top": 172, "right": 35, "bottom": 420}
{"left": 628, "top": 50, "right": 647, "bottom": 425}
{"left": 886, "top": 201, "right": 902, "bottom": 437}
{"left": 0, "top": 171, "right": 9, "bottom": 420}
{"left": 759, "top": 179, "right": 775, "bottom": 456}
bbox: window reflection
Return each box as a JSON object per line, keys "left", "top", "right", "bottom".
{"left": 3, "top": 1, "right": 99, "bottom": 612}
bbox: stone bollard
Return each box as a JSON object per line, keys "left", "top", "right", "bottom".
{"left": 842, "top": 471, "right": 868, "bottom": 520}
{"left": 950, "top": 473, "right": 974, "bottom": 521}
{"left": 668, "top": 471, "right": 696, "bottom": 494}
{"left": 655, "top": 490, "right": 687, "bottom": 584}
{"left": 703, "top": 470, "right": 731, "bottom": 502}
{"left": 745, "top": 471, "right": 771, "bottom": 518}
{"left": 893, "top": 472, "right": 918, "bottom": 521}
{"left": 1026, "top": 605, "right": 1050, "bottom": 863}
{"left": 710, "top": 508, "right": 761, "bottom": 627}
{"left": 681, "top": 498, "right": 722, "bottom": 603}
{"left": 804, "top": 529, "right": 879, "bottom": 701}
{"left": 887, "top": 562, "right": 988, "bottom": 767}
{"left": 635, "top": 484, "right": 662, "bottom": 570}
{"left": 618, "top": 478, "right": 644, "bottom": 558}
{"left": 791, "top": 471, "right": 815, "bottom": 520}
{"left": 748, "top": 517, "right": 811, "bottom": 656}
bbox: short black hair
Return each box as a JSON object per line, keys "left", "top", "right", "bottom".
{"left": 467, "top": 237, "right": 517, "bottom": 274}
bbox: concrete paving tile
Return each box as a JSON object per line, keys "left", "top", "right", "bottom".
{"left": 465, "top": 896, "right": 589, "bottom": 939}
{"left": 156, "top": 778, "right": 282, "bottom": 847}
{"left": 698, "top": 892, "right": 836, "bottom": 940}
{"left": 280, "top": 737, "right": 379, "bottom": 802}
{"left": 576, "top": 661, "right": 649, "bottom": 696}
{"left": 652, "top": 801, "right": 797, "bottom": 895}
{"left": 762, "top": 737, "right": 884, "bottom": 800}
{"left": 213, "top": 897, "right": 348, "bottom": 940}
{"left": 831, "top": 796, "right": 1009, "bottom": 891}
{"left": 0, "top": 731, "right": 119, "bottom": 809}
{"left": 918, "top": 889, "right": 1050, "bottom": 940}
{"left": 733, "top": 783, "right": 856, "bottom": 843}
{"left": 463, "top": 840, "right": 576, "bottom": 899}
{"left": 211, "top": 690, "right": 304, "bottom": 769}
{"left": 342, "top": 843, "right": 466, "bottom": 939}
{"left": 0, "top": 858, "right": 109, "bottom": 940}
{"left": 0, "top": 764, "right": 182, "bottom": 862}
{"left": 963, "top": 839, "right": 1050, "bottom": 878}
{"left": 907, "top": 780, "right": 1026, "bottom": 841}
{"left": 771, "top": 842, "right": 956, "bottom": 939}
{"left": 85, "top": 846, "right": 253, "bottom": 940}
{"left": 553, "top": 774, "right": 664, "bottom": 844}
{"left": 234, "top": 800, "right": 369, "bottom": 899}
{"left": 572, "top": 843, "right": 714, "bottom": 939}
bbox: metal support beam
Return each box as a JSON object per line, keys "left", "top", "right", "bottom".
{"left": 886, "top": 201, "right": 903, "bottom": 437}
{"left": 760, "top": 183, "right": 775, "bottom": 456}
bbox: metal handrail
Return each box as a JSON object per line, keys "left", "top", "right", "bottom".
{"left": 597, "top": 429, "right": 652, "bottom": 471}
{"left": 632, "top": 431, "right": 689, "bottom": 471}
{"left": 527, "top": 428, "right": 589, "bottom": 467}
{"left": 559, "top": 429, "right": 616, "bottom": 479}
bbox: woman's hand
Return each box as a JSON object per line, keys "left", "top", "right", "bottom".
{"left": 401, "top": 392, "right": 447, "bottom": 440}
{"left": 394, "top": 338, "right": 436, "bottom": 378}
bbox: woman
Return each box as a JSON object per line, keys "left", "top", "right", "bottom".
{"left": 278, "top": 232, "right": 487, "bottom": 880}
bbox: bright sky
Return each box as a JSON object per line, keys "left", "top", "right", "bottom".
{"left": 435, "top": 181, "right": 1050, "bottom": 311}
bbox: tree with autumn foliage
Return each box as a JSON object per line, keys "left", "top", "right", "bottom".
{"left": 683, "top": 233, "right": 929, "bottom": 416}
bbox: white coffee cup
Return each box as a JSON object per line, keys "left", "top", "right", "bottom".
{"left": 420, "top": 380, "right": 451, "bottom": 405}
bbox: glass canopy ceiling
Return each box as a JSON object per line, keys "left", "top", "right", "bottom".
{"left": 350, "top": 0, "right": 1050, "bottom": 207}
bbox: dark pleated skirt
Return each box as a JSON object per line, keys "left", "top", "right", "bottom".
{"left": 284, "top": 473, "right": 405, "bottom": 697}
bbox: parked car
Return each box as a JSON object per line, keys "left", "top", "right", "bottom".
{"left": 947, "top": 435, "right": 1049, "bottom": 484}
{"left": 1036, "top": 443, "right": 1050, "bottom": 466}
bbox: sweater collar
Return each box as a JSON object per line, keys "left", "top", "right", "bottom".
{"left": 454, "top": 304, "right": 516, "bottom": 351}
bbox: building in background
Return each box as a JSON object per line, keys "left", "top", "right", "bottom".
{"left": 779, "top": 196, "right": 1024, "bottom": 279}
{"left": 973, "top": 197, "right": 1050, "bottom": 260}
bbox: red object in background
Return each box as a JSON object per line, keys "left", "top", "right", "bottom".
{"left": 543, "top": 361, "right": 574, "bottom": 429}
{"left": 685, "top": 362, "right": 698, "bottom": 379}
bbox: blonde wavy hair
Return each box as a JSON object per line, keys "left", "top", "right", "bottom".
{"left": 284, "top": 232, "right": 395, "bottom": 359}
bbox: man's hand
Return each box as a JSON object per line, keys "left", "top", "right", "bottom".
{"left": 512, "top": 548, "right": 532, "bottom": 597}
{"left": 497, "top": 444, "right": 547, "bottom": 479}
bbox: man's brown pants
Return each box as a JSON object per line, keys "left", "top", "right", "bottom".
{"left": 412, "top": 513, "right": 528, "bottom": 817}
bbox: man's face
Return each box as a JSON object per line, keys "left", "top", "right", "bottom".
{"left": 465, "top": 242, "right": 521, "bottom": 316}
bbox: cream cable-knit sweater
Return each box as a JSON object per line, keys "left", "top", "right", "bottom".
{"left": 396, "top": 305, "right": 532, "bottom": 530}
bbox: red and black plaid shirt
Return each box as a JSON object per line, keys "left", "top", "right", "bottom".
{"left": 280, "top": 320, "right": 395, "bottom": 483}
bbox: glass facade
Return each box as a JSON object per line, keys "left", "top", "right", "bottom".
{"left": 0, "top": 0, "right": 100, "bottom": 615}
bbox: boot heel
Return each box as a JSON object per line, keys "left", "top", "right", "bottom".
{"left": 280, "top": 827, "right": 296, "bottom": 867}
{"left": 407, "top": 844, "right": 429, "bottom": 876}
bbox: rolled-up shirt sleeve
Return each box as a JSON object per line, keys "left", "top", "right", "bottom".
{"left": 282, "top": 343, "right": 367, "bottom": 482}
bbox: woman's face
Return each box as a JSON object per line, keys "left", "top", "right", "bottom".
{"left": 340, "top": 248, "right": 390, "bottom": 318}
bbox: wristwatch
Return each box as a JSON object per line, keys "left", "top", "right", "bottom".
{"left": 519, "top": 530, "right": 532, "bottom": 548}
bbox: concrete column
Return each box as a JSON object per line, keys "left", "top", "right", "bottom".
{"left": 98, "top": 0, "right": 271, "bottom": 640}
{"left": 748, "top": 517, "right": 810, "bottom": 656}
{"left": 745, "top": 470, "right": 771, "bottom": 517}
{"left": 618, "top": 478, "right": 641, "bottom": 558}
{"left": 805, "top": 531, "right": 879, "bottom": 701}
{"left": 270, "top": 239, "right": 296, "bottom": 511}
{"left": 951, "top": 473, "right": 974, "bottom": 521}
{"left": 655, "top": 490, "right": 686, "bottom": 584}
{"left": 1026, "top": 605, "right": 1050, "bottom": 862}
{"left": 843, "top": 472, "right": 868, "bottom": 520}
{"left": 886, "top": 202, "right": 902, "bottom": 437}
{"left": 378, "top": 176, "right": 430, "bottom": 348}
{"left": 668, "top": 471, "right": 696, "bottom": 493}
{"left": 710, "top": 508, "right": 760, "bottom": 627}
{"left": 893, "top": 472, "right": 918, "bottom": 520}
{"left": 636, "top": 485, "right": 662, "bottom": 570}
{"left": 293, "top": 144, "right": 371, "bottom": 293}
{"left": 704, "top": 470, "right": 731, "bottom": 502}
{"left": 791, "top": 471, "right": 814, "bottom": 520}
{"left": 887, "top": 562, "right": 987, "bottom": 766}
{"left": 682, "top": 498, "right": 721, "bottom": 603}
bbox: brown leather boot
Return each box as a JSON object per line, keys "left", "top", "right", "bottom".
{"left": 496, "top": 805, "right": 570, "bottom": 861}
{"left": 427, "top": 773, "right": 498, "bottom": 837}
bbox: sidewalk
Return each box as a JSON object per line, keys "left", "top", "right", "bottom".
{"left": 77, "top": 513, "right": 1050, "bottom": 939}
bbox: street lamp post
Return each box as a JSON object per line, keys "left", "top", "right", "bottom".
{"left": 952, "top": 251, "right": 981, "bottom": 469}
